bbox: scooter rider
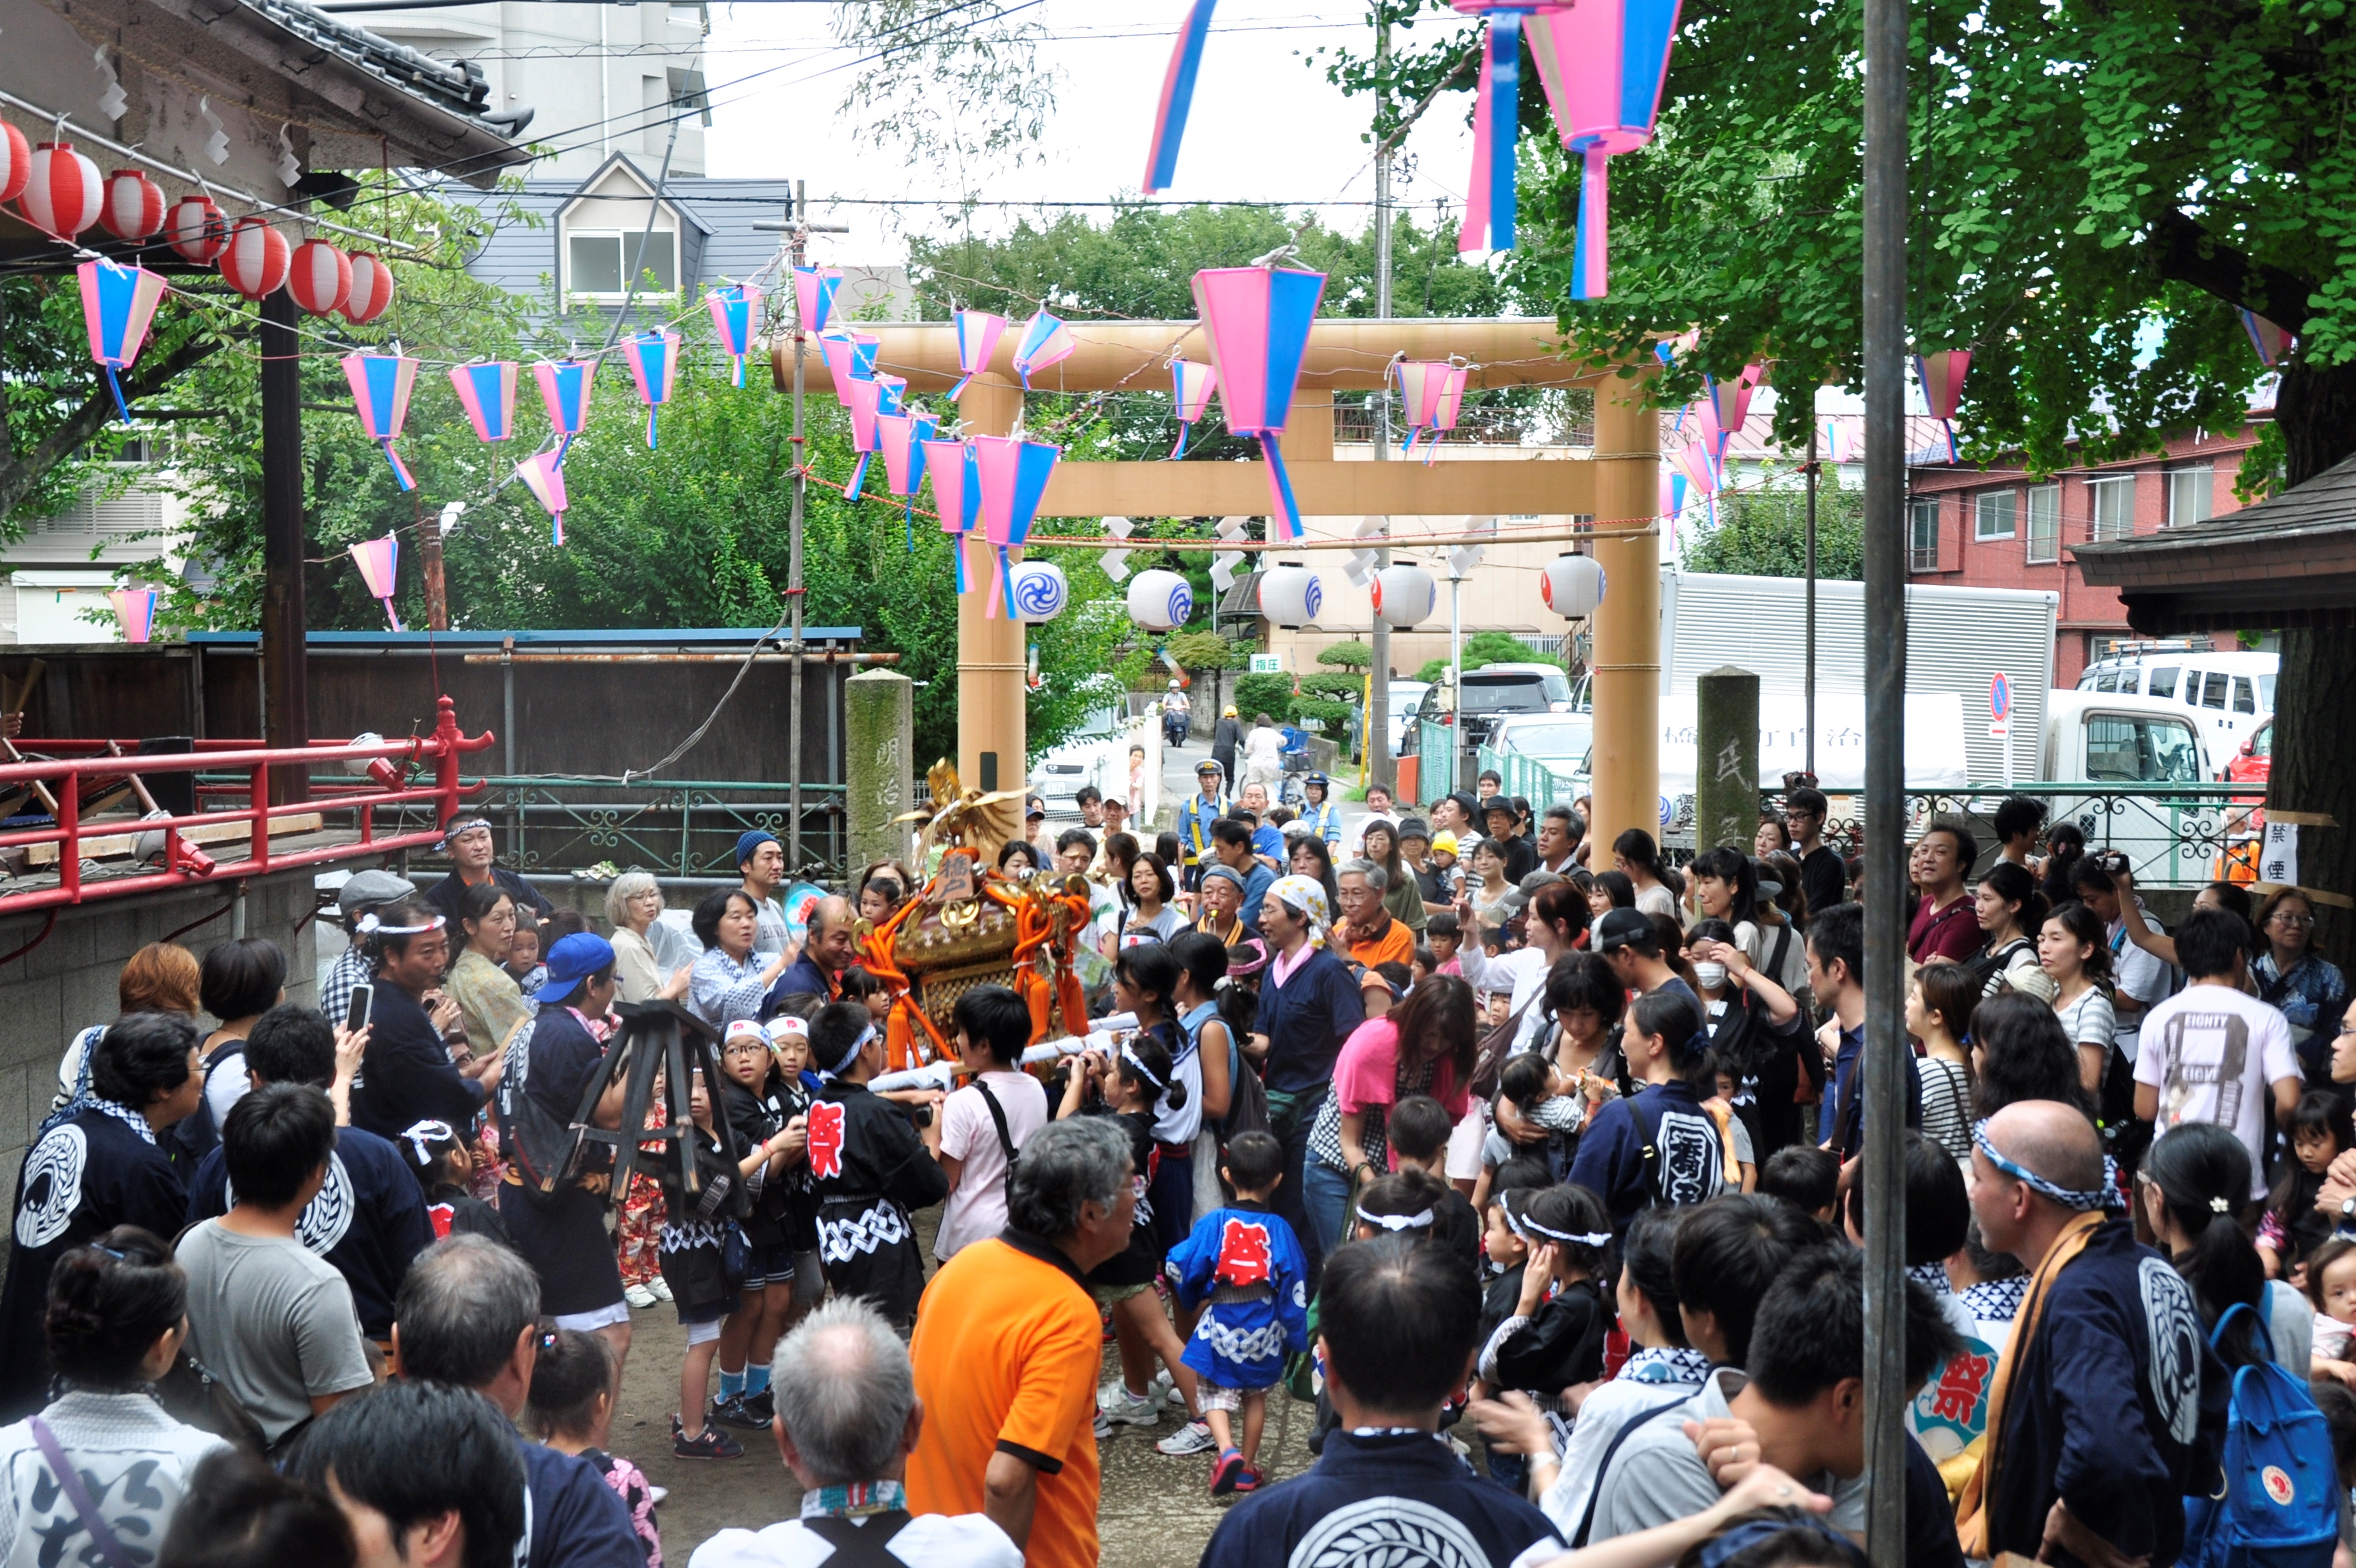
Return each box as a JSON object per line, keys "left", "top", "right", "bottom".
{"left": 1163, "top": 679, "right": 1191, "bottom": 747}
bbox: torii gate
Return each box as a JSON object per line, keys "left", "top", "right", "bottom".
{"left": 776, "top": 319, "right": 1664, "bottom": 849}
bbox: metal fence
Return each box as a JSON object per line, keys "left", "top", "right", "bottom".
{"left": 1477, "top": 741, "right": 1581, "bottom": 813}
{"left": 1418, "top": 720, "right": 1456, "bottom": 800}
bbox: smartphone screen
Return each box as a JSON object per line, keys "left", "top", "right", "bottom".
{"left": 346, "top": 983, "right": 373, "bottom": 1033}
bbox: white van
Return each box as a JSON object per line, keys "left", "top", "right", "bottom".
{"left": 2038, "top": 689, "right": 2221, "bottom": 886}
{"left": 2075, "top": 645, "right": 2274, "bottom": 771}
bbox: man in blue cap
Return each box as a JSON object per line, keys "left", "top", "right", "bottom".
{"left": 736, "top": 828, "right": 793, "bottom": 957}
{"left": 495, "top": 931, "right": 635, "bottom": 1363}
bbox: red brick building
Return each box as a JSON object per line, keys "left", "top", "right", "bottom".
{"left": 1904, "top": 422, "right": 2266, "bottom": 685}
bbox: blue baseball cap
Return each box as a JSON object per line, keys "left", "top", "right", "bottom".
{"left": 735, "top": 828, "right": 781, "bottom": 868}
{"left": 543, "top": 932, "right": 617, "bottom": 996}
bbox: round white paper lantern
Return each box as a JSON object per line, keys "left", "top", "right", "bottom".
{"left": 1127, "top": 569, "right": 1193, "bottom": 632}
{"left": 1257, "top": 563, "right": 1323, "bottom": 629}
{"left": 1371, "top": 563, "right": 1437, "bottom": 628}
{"left": 1540, "top": 553, "right": 1606, "bottom": 618}
{"left": 1009, "top": 561, "right": 1069, "bottom": 623}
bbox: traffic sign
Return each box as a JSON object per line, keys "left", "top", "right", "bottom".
{"left": 1989, "top": 671, "right": 2012, "bottom": 722}
{"left": 1249, "top": 654, "right": 1283, "bottom": 674}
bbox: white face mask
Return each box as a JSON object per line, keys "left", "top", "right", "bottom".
{"left": 1693, "top": 961, "right": 1729, "bottom": 992}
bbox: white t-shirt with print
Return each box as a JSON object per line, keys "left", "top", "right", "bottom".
{"left": 2132, "top": 983, "right": 2298, "bottom": 1199}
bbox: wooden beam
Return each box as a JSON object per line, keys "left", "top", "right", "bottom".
{"left": 1036, "top": 456, "right": 1596, "bottom": 517}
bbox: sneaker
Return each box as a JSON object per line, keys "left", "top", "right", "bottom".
{"left": 1100, "top": 1388, "right": 1160, "bottom": 1430}
{"left": 741, "top": 1388, "right": 775, "bottom": 1426}
{"left": 708, "top": 1394, "right": 768, "bottom": 1431}
{"left": 623, "top": 1283, "right": 657, "bottom": 1309}
{"left": 1208, "top": 1447, "right": 1245, "bottom": 1496}
{"left": 1234, "top": 1466, "right": 1264, "bottom": 1494}
{"left": 1156, "top": 1420, "right": 1217, "bottom": 1456}
{"left": 672, "top": 1417, "right": 743, "bottom": 1460}
{"left": 646, "top": 1276, "right": 673, "bottom": 1302}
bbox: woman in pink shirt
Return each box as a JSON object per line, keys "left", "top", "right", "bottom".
{"left": 1298, "top": 975, "right": 1476, "bottom": 1254}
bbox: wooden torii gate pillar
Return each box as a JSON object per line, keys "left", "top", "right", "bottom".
{"left": 779, "top": 321, "right": 1661, "bottom": 848}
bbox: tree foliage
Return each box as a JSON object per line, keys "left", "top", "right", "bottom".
{"left": 1679, "top": 485, "right": 1864, "bottom": 581}
{"left": 1412, "top": 630, "right": 1567, "bottom": 685}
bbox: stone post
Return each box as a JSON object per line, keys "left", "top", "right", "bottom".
{"left": 844, "top": 669, "right": 914, "bottom": 874}
{"left": 1694, "top": 665, "right": 1761, "bottom": 857}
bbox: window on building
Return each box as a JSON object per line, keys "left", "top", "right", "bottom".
{"left": 2088, "top": 476, "right": 2134, "bottom": 540}
{"left": 2026, "top": 483, "right": 2059, "bottom": 562}
{"left": 668, "top": 67, "right": 712, "bottom": 126}
{"left": 2167, "top": 466, "right": 2214, "bottom": 527}
{"left": 1975, "top": 490, "right": 2017, "bottom": 541}
{"left": 565, "top": 230, "right": 677, "bottom": 299}
{"left": 1909, "top": 497, "right": 1940, "bottom": 570}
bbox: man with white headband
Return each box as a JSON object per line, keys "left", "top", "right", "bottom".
{"left": 803, "top": 1001, "right": 947, "bottom": 1330}
{"left": 1247, "top": 873, "right": 1363, "bottom": 1285}
{"left": 423, "top": 809, "right": 552, "bottom": 928}
{"left": 349, "top": 896, "right": 485, "bottom": 1140}
{"left": 1956, "top": 1100, "right": 2226, "bottom": 1567}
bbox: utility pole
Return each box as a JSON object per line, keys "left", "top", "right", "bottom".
{"left": 1804, "top": 416, "right": 1817, "bottom": 778}
{"left": 1365, "top": 2, "right": 1396, "bottom": 794}
{"left": 759, "top": 183, "right": 848, "bottom": 872}
{"left": 1860, "top": 0, "right": 1909, "bottom": 1555}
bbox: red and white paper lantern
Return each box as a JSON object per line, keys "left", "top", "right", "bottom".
{"left": 100, "top": 170, "right": 165, "bottom": 241}
{"left": 341, "top": 252, "right": 393, "bottom": 324}
{"left": 16, "top": 142, "right": 102, "bottom": 238}
{"left": 218, "top": 217, "right": 290, "bottom": 301}
{"left": 0, "top": 122, "right": 30, "bottom": 206}
{"left": 287, "top": 238, "right": 351, "bottom": 316}
{"left": 165, "top": 195, "right": 227, "bottom": 263}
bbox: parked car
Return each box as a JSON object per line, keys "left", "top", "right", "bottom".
{"left": 1489, "top": 713, "right": 1594, "bottom": 772}
{"left": 1030, "top": 700, "right": 1127, "bottom": 813}
{"left": 1385, "top": 680, "right": 1431, "bottom": 757}
{"left": 1413, "top": 663, "right": 1578, "bottom": 748}
{"left": 2039, "top": 688, "right": 2222, "bottom": 888}
{"left": 2217, "top": 715, "right": 2272, "bottom": 881}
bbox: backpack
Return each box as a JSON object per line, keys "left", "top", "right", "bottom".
{"left": 165, "top": 1039, "right": 248, "bottom": 1169}
{"left": 2181, "top": 1301, "right": 2338, "bottom": 1568}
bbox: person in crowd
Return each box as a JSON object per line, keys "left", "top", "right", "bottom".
{"left": 1783, "top": 787, "right": 1846, "bottom": 915}
{"left": 423, "top": 812, "right": 553, "bottom": 928}
{"left": 806, "top": 1001, "right": 947, "bottom": 1328}
{"left": 1967, "top": 861, "right": 2048, "bottom": 997}
{"left": 390, "top": 1234, "right": 643, "bottom": 1568}
{"left": 653, "top": 1050, "right": 755, "bottom": 1461}
{"left": 527, "top": 1329, "right": 660, "bottom": 1568}
{"left": 315, "top": 872, "right": 416, "bottom": 1049}
{"left": 857, "top": 870, "right": 908, "bottom": 927}
{"left": 495, "top": 933, "right": 635, "bottom": 1364}
{"left": 1687, "top": 916, "right": 1807, "bottom": 1159}
{"left": 1249, "top": 875, "right": 1365, "bottom": 1281}
{"left": 1478, "top": 1184, "right": 1614, "bottom": 1454}
{"left": 1024, "top": 797, "right": 1057, "bottom": 865}
{"left": 768, "top": 895, "right": 860, "bottom": 1015}
{"left": 1298, "top": 771, "right": 1343, "bottom": 846}
{"left": 1958, "top": 1100, "right": 2229, "bottom": 1565}
{"left": 175, "top": 1084, "right": 375, "bottom": 1451}
{"left": 2251, "top": 887, "right": 2348, "bottom": 1062}
{"left": 2134, "top": 907, "right": 2301, "bottom": 1200}
{"left": 933, "top": 985, "right": 1049, "bottom": 1264}
{"left": 398, "top": 1116, "right": 508, "bottom": 1244}
{"left": 288, "top": 1377, "right": 530, "bottom": 1568}
{"left": 170, "top": 936, "right": 289, "bottom": 1168}
{"left": 1163, "top": 1132, "right": 1308, "bottom": 1493}
{"left": 2039, "top": 901, "right": 2118, "bottom": 1098}
{"left": 1474, "top": 798, "right": 1533, "bottom": 887}
{"left": 184, "top": 1004, "right": 432, "bottom": 1346}
{"left": 505, "top": 921, "right": 546, "bottom": 996}
{"left": 1236, "top": 783, "right": 1285, "bottom": 864}
{"left": 1287, "top": 832, "right": 1341, "bottom": 919}
{"left": 2141, "top": 1122, "right": 2312, "bottom": 1374}
{"left": 1754, "top": 814, "right": 1793, "bottom": 859}
{"left": 55, "top": 941, "right": 205, "bottom": 1117}
{"left": 347, "top": 899, "right": 486, "bottom": 1139}
{"left": 1346, "top": 783, "right": 1401, "bottom": 860}
{"left": 1054, "top": 826, "right": 1097, "bottom": 879}
{"left": 1571, "top": 989, "right": 1745, "bottom": 1225}
{"left": 1178, "top": 760, "right": 1229, "bottom": 887}
{"left": 1534, "top": 806, "right": 1581, "bottom": 876}
{"left": 1206, "top": 819, "right": 1274, "bottom": 935}
{"left": 994, "top": 838, "right": 1038, "bottom": 880}
{"left": 1593, "top": 908, "right": 1697, "bottom": 1010}
{"left": 1906, "top": 963, "right": 1979, "bottom": 1160}
{"left": 1907, "top": 818, "right": 1982, "bottom": 965}
{"left": 1397, "top": 818, "right": 1445, "bottom": 912}
{"left": 2261, "top": 1091, "right": 2352, "bottom": 1280}
{"left": 686, "top": 889, "right": 793, "bottom": 1029}
{"left": 1993, "top": 795, "right": 2048, "bottom": 871}
{"left": 2071, "top": 858, "right": 2172, "bottom": 1070}
{"left": 733, "top": 830, "right": 793, "bottom": 957}
{"left": 1811, "top": 902, "right": 1922, "bottom": 1161}
{"left": 1357, "top": 820, "right": 1426, "bottom": 936}
{"left": 445, "top": 883, "right": 529, "bottom": 1068}
{"left": 1485, "top": 951, "right": 1625, "bottom": 1187}
{"left": 1301, "top": 975, "right": 1475, "bottom": 1255}
{"left": 908, "top": 1117, "right": 1134, "bottom": 1568}
{"left": 707, "top": 1018, "right": 812, "bottom": 1438}
{"left": 0, "top": 1227, "right": 228, "bottom": 1561}
{"left": 1332, "top": 859, "right": 1413, "bottom": 972}
{"left": 1756, "top": 1146, "right": 1841, "bottom": 1222}
{"left": 1748, "top": 856, "right": 1811, "bottom": 1002}
{"left": 2040, "top": 821, "right": 2089, "bottom": 907}
{"left": 3, "top": 1013, "right": 205, "bottom": 1419}
{"left": 1457, "top": 880, "right": 1596, "bottom": 1074}
{"left": 1193, "top": 863, "right": 1250, "bottom": 947}
{"left": 1170, "top": 931, "right": 1249, "bottom": 1227}
{"left": 1839, "top": 1132, "right": 1979, "bottom": 1395}
{"left": 158, "top": 1449, "right": 355, "bottom": 1568}
{"left": 606, "top": 872, "right": 693, "bottom": 1006}
{"left": 1198, "top": 1234, "right": 1564, "bottom": 1567}
{"left": 1970, "top": 990, "right": 2095, "bottom": 1121}
{"left": 1611, "top": 829, "right": 1677, "bottom": 921}
{"left": 1682, "top": 849, "right": 1757, "bottom": 960}
{"left": 692, "top": 1297, "right": 1020, "bottom": 1568}
{"left": 1113, "top": 851, "right": 1190, "bottom": 949}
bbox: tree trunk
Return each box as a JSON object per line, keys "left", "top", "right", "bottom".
{"left": 2262, "top": 355, "right": 2356, "bottom": 965}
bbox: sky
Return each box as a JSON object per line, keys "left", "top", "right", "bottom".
{"left": 700, "top": 1, "right": 1482, "bottom": 254}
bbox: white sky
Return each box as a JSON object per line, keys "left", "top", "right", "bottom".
{"left": 701, "top": 1, "right": 1482, "bottom": 253}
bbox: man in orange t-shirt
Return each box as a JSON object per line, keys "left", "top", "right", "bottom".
{"left": 906, "top": 1118, "right": 1139, "bottom": 1568}
{"left": 1333, "top": 861, "right": 1414, "bottom": 972}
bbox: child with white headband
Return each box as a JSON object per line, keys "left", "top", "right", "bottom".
{"left": 1476, "top": 1182, "right": 1616, "bottom": 1456}
{"left": 804, "top": 1000, "right": 947, "bottom": 1332}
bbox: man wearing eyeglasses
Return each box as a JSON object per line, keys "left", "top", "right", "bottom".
{"left": 1783, "top": 787, "right": 1846, "bottom": 916}
{"left": 424, "top": 809, "right": 554, "bottom": 928}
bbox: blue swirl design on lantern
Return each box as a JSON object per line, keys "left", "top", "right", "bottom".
{"left": 1166, "top": 583, "right": 1194, "bottom": 625}
{"left": 1302, "top": 576, "right": 1324, "bottom": 621}
{"left": 1013, "top": 564, "right": 1067, "bottom": 620}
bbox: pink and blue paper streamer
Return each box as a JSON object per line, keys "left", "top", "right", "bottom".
{"left": 1192, "top": 264, "right": 1326, "bottom": 541}
{"left": 793, "top": 266, "right": 840, "bottom": 337}
{"left": 925, "top": 437, "right": 980, "bottom": 593}
{"left": 706, "top": 284, "right": 763, "bottom": 388}
{"left": 1143, "top": 0, "right": 1217, "bottom": 194}
{"left": 1529, "top": 0, "right": 1682, "bottom": 295}
{"left": 533, "top": 360, "right": 594, "bottom": 467}
{"left": 342, "top": 352, "right": 419, "bottom": 492}
{"left": 350, "top": 535, "right": 402, "bottom": 631}
{"left": 878, "top": 410, "right": 939, "bottom": 551}
{"left": 951, "top": 311, "right": 1007, "bottom": 398}
{"left": 972, "top": 434, "right": 1059, "bottom": 620}
{"left": 78, "top": 260, "right": 167, "bottom": 426}
{"left": 1012, "top": 309, "right": 1076, "bottom": 389}
{"left": 518, "top": 449, "right": 569, "bottom": 545}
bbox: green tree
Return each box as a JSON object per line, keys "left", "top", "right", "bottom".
{"left": 1412, "top": 630, "right": 1567, "bottom": 684}
{"left": 1679, "top": 486, "right": 1864, "bottom": 581}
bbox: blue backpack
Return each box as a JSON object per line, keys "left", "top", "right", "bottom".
{"left": 2182, "top": 1301, "right": 2338, "bottom": 1568}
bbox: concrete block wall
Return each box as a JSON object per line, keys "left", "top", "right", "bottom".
{"left": 0, "top": 867, "right": 323, "bottom": 1195}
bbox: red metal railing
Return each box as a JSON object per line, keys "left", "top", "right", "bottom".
{"left": 0, "top": 696, "right": 494, "bottom": 913}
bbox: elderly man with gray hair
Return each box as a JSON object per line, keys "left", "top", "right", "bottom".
{"left": 905, "top": 1117, "right": 1136, "bottom": 1568}
{"left": 689, "top": 1298, "right": 1019, "bottom": 1568}
{"left": 1334, "top": 857, "right": 1413, "bottom": 971}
